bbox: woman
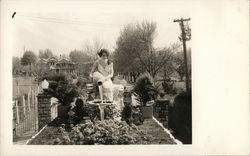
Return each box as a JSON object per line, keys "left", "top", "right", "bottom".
{"left": 89, "top": 49, "right": 114, "bottom": 102}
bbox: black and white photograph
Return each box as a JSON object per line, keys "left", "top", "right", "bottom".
{"left": 1, "top": 0, "right": 249, "bottom": 155}
{"left": 11, "top": 1, "right": 192, "bottom": 145}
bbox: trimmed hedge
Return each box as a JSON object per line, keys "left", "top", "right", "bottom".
{"left": 169, "top": 91, "right": 192, "bottom": 144}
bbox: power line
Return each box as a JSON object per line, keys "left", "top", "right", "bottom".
{"left": 16, "top": 14, "right": 122, "bottom": 27}
{"left": 25, "top": 18, "right": 112, "bottom": 27}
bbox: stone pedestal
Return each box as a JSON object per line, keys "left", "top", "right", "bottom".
{"left": 154, "top": 99, "right": 169, "bottom": 127}
{"left": 37, "top": 93, "right": 53, "bottom": 130}
{"left": 99, "top": 103, "right": 112, "bottom": 121}
{"left": 141, "top": 106, "right": 153, "bottom": 119}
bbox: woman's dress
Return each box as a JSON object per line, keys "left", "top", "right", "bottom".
{"left": 92, "top": 60, "right": 113, "bottom": 101}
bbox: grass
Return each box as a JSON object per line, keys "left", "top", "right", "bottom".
{"left": 13, "top": 77, "right": 39, "bottom": 99}
{"left": 137, "top": 119, "right": 176, "bottom": 144}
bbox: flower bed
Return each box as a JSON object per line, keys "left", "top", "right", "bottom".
{"left": 28, "top": 119, "right": 176, "bottom": 145}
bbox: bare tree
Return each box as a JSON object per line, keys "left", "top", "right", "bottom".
{"left": 39, "top": 49, "right": 53, "bottom": 59}
{"left": 114, "top": 21, "right": 174, "bottom": 78}
{"left": 82, "top": 38, "right": 106, "bottom": 61}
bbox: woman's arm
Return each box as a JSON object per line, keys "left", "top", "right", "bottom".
{"left": 90, "top": 61, "right": 98, "bottom": 77}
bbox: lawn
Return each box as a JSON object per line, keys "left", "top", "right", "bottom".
{"left": 13, "top": 77, "right": 39, "bottom": 98}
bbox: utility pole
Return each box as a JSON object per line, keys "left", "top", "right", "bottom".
{"left": 174, "top": 18, "right": 191, "bottom": 92}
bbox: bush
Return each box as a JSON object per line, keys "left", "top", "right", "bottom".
{"left": 71, "top": 98, "right": 87, "bottom": 124}
{"left": 104, "top": 104, "right": 121, "bottom": 120}
{"left": 122, "top": 104, "right": 144, "bottom": 125}
{"left": 133, "top": 72, "right": 157, "bottom": 106}
{"left": 53, "top": 120, "right": 149, "bottom": 145}
{"left": 44, "top": 73, "right": 79, "bottom": 106}
{"left": 67, "top": 103, "right": 121, "bottom": 124}
{"left": 169, "top": 91, "right": 192, "bottom": 144}
{"left": 71, "top": 73, "right": 77, "bottom": 79}
{"left": 162, "top": 80, "right": 176, "bottom": 95}
{"left": 76, "top": 77, "right": 87, "bottom": 88}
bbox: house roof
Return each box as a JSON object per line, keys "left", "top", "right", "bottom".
{"left": 57, "top": 58, "right": 76, "bottom": 65}
{"left": 47, "top": 57, "right": 58, "bottom": 62}
{"left": 39, "top": 56, "right": 77, "bottom": 67}
{"left": 38, "top": 58, "right": 48, "bottom": 63}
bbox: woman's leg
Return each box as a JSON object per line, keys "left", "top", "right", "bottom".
{"left": 102, "top": 79, "right": 113, "bottom": 101}
{"left": 92, "top": 72, "right": 105, "bottom": 85}
{"left": 92, "top": 72, "right": 105, "bottom": 102}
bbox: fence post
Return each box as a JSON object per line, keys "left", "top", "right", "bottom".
{"left": 17, "top": 81, "right": 20, "bottom": 96}
{"left": 31, "top": 89, "right": 34, "bottom": 106}
{"left": 35, "top": 89, "right": 38, "bottom": 105}
{"left": 33, "top": 89, "right": 36, "bottom": 105}
{"left": 27, "top": 92, "right": 30, "bottom": 111}
{"left": 22, "top": 95, "right": 26, "bottom": 116}
{"left": 37, "top": 86, "right": 40, "bottom": 94}
{"left": 35, "top": 96, "right": 38, "bottom": 131}
{"left": 16, "top": 100, "right": 20, "bottom": 124}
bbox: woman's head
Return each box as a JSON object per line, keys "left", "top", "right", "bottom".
{"left": 98, "top": 49, "right": 109, "bottom": 58}
{"left": 98, "top": 49, "right": 112, "bottom": 64}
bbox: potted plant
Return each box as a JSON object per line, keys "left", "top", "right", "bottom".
{"left": 133, "top": 72, "right": 157, "bottom": 119}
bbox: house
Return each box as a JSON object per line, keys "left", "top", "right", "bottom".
{"left": 53, "top": 58, "right": 77, "bottom": 74}
{"left": 37, "top": 57, "right": 77, "bottom": 74}
{"left": 47, "top": 57, "right": 57, "bottom": 66}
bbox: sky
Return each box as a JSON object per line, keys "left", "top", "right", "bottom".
{"left": 10, "top": 0, "right": 192, "bottom": 57}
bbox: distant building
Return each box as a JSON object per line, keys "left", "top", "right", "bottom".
{"left": 47, "top": 57, "right": 57, "bottom": 66}
{"left": 37, "top": 57, "right": 77, "bottom": 74}
{"left": 53, "top": 58, "right": 77, "bottom": 74}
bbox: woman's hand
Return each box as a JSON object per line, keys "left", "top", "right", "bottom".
{"left": 103, "top": 76, "right": 109, "bottom": 81}
{"left": 89, "top": 73, "right": 93, "bottom": 78}
{"left": 103, "top": 76, "right": 112, "bottom": 81}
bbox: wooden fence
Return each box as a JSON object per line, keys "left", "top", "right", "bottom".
{"left": 13, "top": 86, "right": 39, "bottom": 141}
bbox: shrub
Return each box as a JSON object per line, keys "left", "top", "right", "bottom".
{"left": 76, "top": 77, "right": 87, "bottom": 88}
{"left": 121, "top": 98, "right": 144, "bottom": 125}
{"left": 44, "top": 73, "right": 79, "bottom": 106}
{"left": 71, "top": 98, "right": 87, "bottom": 124}
{"left": 71, "top": 73, "right": 77, "bottom": 79}
{"left": 53, "top": 120, "right": 149, "bottom": 145}
{"left": 169, "top": 91, "right": 192, "bottom": 144}
{"left": 104, "top": 104, "right": 121, "bottom": 120}
{"left": 133, "top": 72, "right": 157, "bottom": 106}
{"left": 162, "top": 80, "right": 176, "bottom": 95}
{"left": 68, "top": 103, "right": 121, "bottom": 123}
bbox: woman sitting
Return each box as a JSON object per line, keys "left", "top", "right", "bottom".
{"left": 89, "top": 49, "right": 114, "bottom": 103}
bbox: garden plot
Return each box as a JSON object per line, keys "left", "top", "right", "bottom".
{"left": 28, "top": 119, "right": 176, "bottom": 145}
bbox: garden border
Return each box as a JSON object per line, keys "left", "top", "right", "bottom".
{"left": 25, "top": 118, "right": 182, "bottom": 145}
{"left": 25, "top": 125, "right": 48, "bottom": 145}
{"left": 152, "top": 117, "right": 183, "bottom": 145}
